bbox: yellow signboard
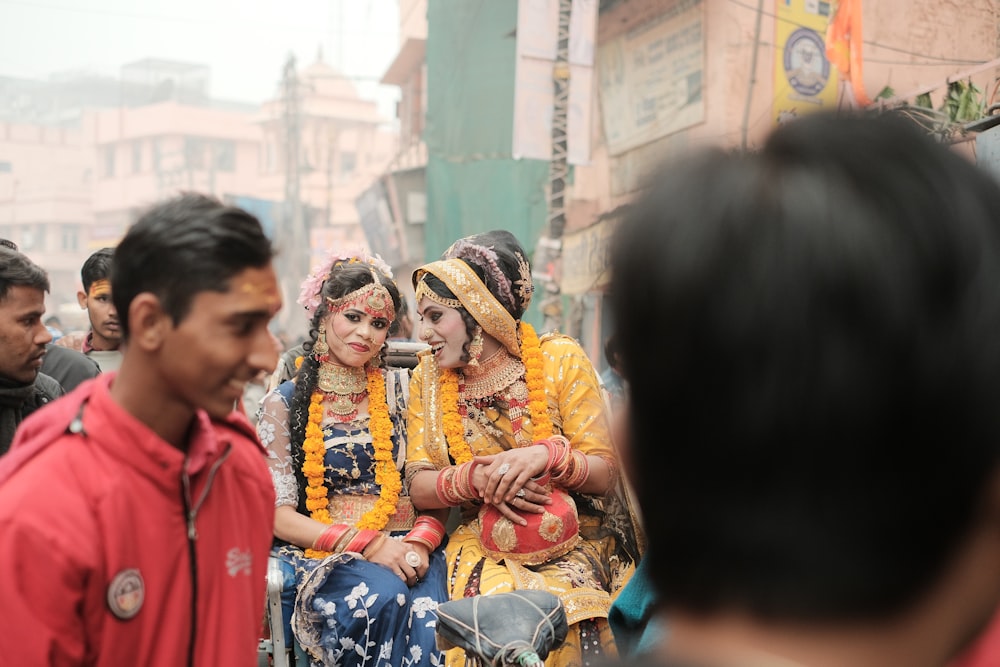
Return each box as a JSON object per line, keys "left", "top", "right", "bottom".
{"left": 772, "top": 0, "right": 839, "bottom": 125}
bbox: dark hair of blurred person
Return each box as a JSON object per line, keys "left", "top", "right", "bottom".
{"left": 609, "top": 112, "right": 1000, "bottom": 667}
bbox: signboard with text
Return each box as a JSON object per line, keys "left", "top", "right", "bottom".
{"left": 772, "top": 0, "right": 838, "bottom": 125}
{"left": 597, "top": 0, "right": 705, "bottom": 156}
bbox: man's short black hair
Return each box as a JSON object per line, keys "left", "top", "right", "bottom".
{"left": 610, "top": 112, "right": 1000, "bottom": 622}
{"left": 111, "top": 193, "right": 274, "bottom": 341}
{"left": 0, "top": 247, "right": 49, "bottom": 301}
{"left": 80, "top": 248, "right": 115, "bottom": 293}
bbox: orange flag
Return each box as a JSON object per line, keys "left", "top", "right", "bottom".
{"left": 826, "top": 0, "right": 871, "bottom": 106}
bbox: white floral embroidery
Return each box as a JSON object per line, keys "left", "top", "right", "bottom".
{"left": 410, "top": 596, "right": 438, "bottom": 619}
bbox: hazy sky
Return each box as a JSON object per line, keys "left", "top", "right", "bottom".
{"left": 0, "top": 0, "right": 401, "bottom": 113}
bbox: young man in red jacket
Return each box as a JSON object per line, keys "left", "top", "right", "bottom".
{"left": 0, "top": 194, "right": 283, "bottom": 666}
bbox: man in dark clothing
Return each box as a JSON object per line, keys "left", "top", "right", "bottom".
{"left": 0, "top": 247, "right": 62, "bottom": 453}
{"left": 609, "top": 113, "right": 1000, "bottom": 667}
{"left": 41, "top": 344, "right": 100, "bottom": 392}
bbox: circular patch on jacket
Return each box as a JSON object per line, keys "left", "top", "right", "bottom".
{"left": 107, "top": 569, "right": 144, "bottom": 620}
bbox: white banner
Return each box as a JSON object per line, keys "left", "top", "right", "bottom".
{"left": 512, "top": 0, "right": 598, "bottom": 165}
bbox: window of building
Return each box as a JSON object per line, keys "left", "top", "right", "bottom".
{"left": 340, "top": 152, "right": 357, "bottom": 180}
{"left": 215, "top": 140, "right": 235, "bottom": 172}
{"left": 21, "top": 225, "right": 45, "bottom": 251}
{"left": 132, "top": 141, "right": 142, "bottom": 173}
{"left": 103, "top": 146, "right": 115, "bottom": 178}
{"left": 61, "top": 224, "right": 79, "bottom": 252}
{"left": 0, "top": 161, "right": 11, "bottom": 173}
{"left": 152, "top": 139, "right": 162, "bottom": 171}
{"left": 185, "top": 137, "right": 205, "bottom": 169}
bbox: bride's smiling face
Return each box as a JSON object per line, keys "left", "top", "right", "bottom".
{"left": 416, "top": 299, "right": 470, "bottom": 369}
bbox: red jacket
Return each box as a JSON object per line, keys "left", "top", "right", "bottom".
{"left": 953, "top": 607, "right": 1000, "bottom": 667}
{"left": 0, "top": 374, "right": 276, "bottom": 666}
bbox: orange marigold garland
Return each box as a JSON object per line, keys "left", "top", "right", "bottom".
{"left": 302, "top": 368, "right": 401, "bottom": 558}
{"left": 519, "top": 321, "right": 553, "bottom": 440}
{"left": 441, "top": 368, "right": 473, "bottom": 464}
{"left": 439, "top": 321, "right": 554, "bottom": 468}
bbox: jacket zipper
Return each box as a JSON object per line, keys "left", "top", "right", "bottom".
{"left": 180, "top": 444, "right": 233, "bottom": 667}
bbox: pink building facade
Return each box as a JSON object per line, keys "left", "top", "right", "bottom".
{"left": 0, "top": 57, "right": 395, "bottom": 324}
{"left": 557, "top": 0, "right": 1000, "bottom": 353}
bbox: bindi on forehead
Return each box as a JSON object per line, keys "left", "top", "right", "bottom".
{"left": 237, "top": 277, "right": 281, "bottom": 306}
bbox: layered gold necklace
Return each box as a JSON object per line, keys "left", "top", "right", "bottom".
{"left": 317, "top": 362, "right": 368, "bottom": 421}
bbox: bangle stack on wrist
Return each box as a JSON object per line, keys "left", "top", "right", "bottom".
{"left": 308, "top": 525, "right": 381, "bottom": 558}
{"left": 312, "top": 523, "right": 351, "bottom": 553}
{"left": 538, "top": 435, "right": 590, "bottom": 490}
{"left": 403, "top": 516, "right": 446, "bottom": 551}
{"left": 435, "top": 462, "right": 479, "bottom": 506}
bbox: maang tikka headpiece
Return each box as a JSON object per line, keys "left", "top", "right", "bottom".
{"left": 298, "top": 246, "right": 394, "bottom": 312}
{"left": 326, "top": 268, "right": 396, "bottom": 322}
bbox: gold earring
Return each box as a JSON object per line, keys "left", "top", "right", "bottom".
{"left": 313, "top": 321, "right": 329, "bottom": 357}
{"left": 467, "top": 328, "right": 484, "bottom": 367}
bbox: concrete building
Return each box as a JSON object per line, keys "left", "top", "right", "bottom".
{"left": 0, "top": 56, "right": 394, "bottom": 330}
{"left": 564, "top": 0, "right": 1000, "bottom": 360}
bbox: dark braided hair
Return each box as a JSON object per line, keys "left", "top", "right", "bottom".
{"left": 287, "top": 262, "right": 401, "bottom": 516}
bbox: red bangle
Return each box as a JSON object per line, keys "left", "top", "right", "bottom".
{"left": 344, "top": 528, "right": 380, "bottom": 553}
{"left": 313, "top": 523, "right": 351, "bottom": 552}
{"left": 414, "top": 516, "right": 446, "bottom": 534}
{"left": 404, "top": 525, "right": 444, "bottom": 551}
{"left": 436, "top": 467, "right": 462, "bottom": 506}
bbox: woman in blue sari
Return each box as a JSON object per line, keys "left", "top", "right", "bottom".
{"left": 257, "top": 250, "right": 448, "bottom": 666}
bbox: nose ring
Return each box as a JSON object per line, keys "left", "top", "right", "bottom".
{"left": 420, "top": 329, "right": 433, "bottom": 341}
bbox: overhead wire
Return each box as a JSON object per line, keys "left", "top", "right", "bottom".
{"left": 725, "top": 0, "right": 988, "bottom": 66}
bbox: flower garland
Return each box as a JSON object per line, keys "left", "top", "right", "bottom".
{"left": 441, "top": 369, "right": 473, "bottom": 464}
{"left": 440, "top": 321, "right": 553, "bottom": 464}
{"left": 302, "top": 368, "right": 401, "bottom": 558}
{"left": 518, "top": 322, "right": 553, "bottom": 439}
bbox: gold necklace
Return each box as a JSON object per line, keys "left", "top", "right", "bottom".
{"left": 317, "top": 362, "right": 368, "bottom": 419}
{"left": 461, "top": 348, "right": 525, "bottom": 401}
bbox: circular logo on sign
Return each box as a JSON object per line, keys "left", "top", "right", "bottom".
{"left": 783, "top": 28, "right": 830, "bottom": 97}
{"left": 107, "top": 568, "right": 144, "bottom": 620}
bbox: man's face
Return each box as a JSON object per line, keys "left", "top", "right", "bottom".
{"left": 78, "top": 278, "right": 120, "bottom": 350}
{"left": 0, "top": 286, "right": 52, "bottom": 384}
{"left": 157, "top": 265, "right": 282, "bottom": 420}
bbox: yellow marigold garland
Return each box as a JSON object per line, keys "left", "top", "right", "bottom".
{"left": 302, "top": 368, "right": 401, "bottom": 558}
{"left": 441, "top": 369, "right": 473, "bottom": 464}
{"left": 519, "top": 321, "right": 553, "bottom": 440}
{"left": 439, "top": 321, "right": 553, "bottom": 466}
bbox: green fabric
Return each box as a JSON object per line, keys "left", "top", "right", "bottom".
{"left": 609, "top": 557, "right": 666, "bottom": 657}
{"left": 425, "top": 0, "right": 550, "bottom": 327}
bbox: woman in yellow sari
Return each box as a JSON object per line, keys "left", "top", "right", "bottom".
{"left": 405, "top": 230, "right": 638, "bottom": 667}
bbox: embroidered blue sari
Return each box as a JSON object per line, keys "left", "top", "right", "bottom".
{"left": 258, "top": 371, "right": 447, "bottom": 667}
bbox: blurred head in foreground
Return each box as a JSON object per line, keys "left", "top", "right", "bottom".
{"left": 610, "top": 112, "right": 1000, "bottom": 667}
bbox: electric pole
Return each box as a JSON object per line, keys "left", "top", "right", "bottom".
{"left": 281, "top": 54, "right": 309, "bottom": 337}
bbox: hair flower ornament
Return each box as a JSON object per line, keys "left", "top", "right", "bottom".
{"left": 297, "top": 246, "right": 394, "bottom": 312}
